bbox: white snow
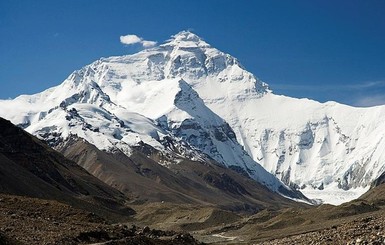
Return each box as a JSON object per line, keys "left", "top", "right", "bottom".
{"left": 301, "top": 184, "right": 370, "bottom": 206}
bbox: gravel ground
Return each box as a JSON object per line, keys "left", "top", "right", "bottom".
{"left": 0, "top": 194, "right": 204, "bottom": 245}
{"left": 259, "top": 215, "right": 385, "bottom": 245}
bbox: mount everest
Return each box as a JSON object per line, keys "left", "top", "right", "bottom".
{"left": 1, "top": 31, "right": 383, "bottom": 205}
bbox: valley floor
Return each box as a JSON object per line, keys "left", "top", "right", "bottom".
{"left": 0, "top": 194, "right": 202, "bottom": 245}
{"left": 2, "top": 193, "right": 385, "bottom": 245}
{"left": 128, "top": 199, "right": 385, "bottom": 245}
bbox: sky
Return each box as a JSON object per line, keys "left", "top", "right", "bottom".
{"left": 1, "top": 0, "right": 385, "bottom": 106}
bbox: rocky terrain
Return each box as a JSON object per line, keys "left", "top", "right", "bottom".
{"left": 201, "top": 181, "right": 385, "bottom": 244}
{"left": 56, "top": 135, "right": 306, "bottom": 211}
{"left": 0, "top": 194, "right": 203, "bottom": 245}
{"left": 259, "top": 214, "right": 385, "bottom": 245}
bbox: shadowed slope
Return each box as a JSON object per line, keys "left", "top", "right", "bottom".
{"left": 0, "top": 117, "right": 134, "bottom": 221}
{"left": 58, "top": 136, "right": 306, "bottom": 212}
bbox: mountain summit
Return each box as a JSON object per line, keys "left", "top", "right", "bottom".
{"left": 164, "top": 30, "right": 210, "bottom": 47}
{"left": 1, "top": 31, "right": 385, "bottom": 204}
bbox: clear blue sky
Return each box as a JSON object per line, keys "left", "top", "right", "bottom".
{"left": 1, "top": 0, "right": 385, "bottom": 106}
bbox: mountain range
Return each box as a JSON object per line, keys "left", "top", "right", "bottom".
{"left": 1, "top": 31, "right": 385, "bottom": 205}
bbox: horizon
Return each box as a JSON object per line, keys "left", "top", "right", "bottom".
{"left": 1, "top": 0, "right": 384, "bottom": 107}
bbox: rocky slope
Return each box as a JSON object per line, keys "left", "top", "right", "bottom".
{"left": 57, "top": 136, "right": 306, "bottom": 211}
{"left": 0, "top": 117, "right": 133, "bottom": 221}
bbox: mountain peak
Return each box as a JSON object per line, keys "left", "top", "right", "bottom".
{"left": 172, "top": 30, "right": 202, "bottom": 41}
{"left": 163, "top": 31, "right": 210, "bottom": 48}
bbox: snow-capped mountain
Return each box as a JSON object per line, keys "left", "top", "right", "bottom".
{"left": 1, "top": 31, "right": 384, "bottom": 204}
{"left": 0, "top": 31, "right": 295, "bottom": 196}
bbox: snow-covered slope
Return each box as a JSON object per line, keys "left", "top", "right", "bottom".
{"left": 1, "top": 31, "right": 383, "bottom": 204}
{"left": 0, "top": 71, "right": 164, "bottom": 156}
{"left": 154, "top": 79, "right": 282, "bottom": 189}
{"left": 221, "top": 94, "right": 384, "bottom": 204}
